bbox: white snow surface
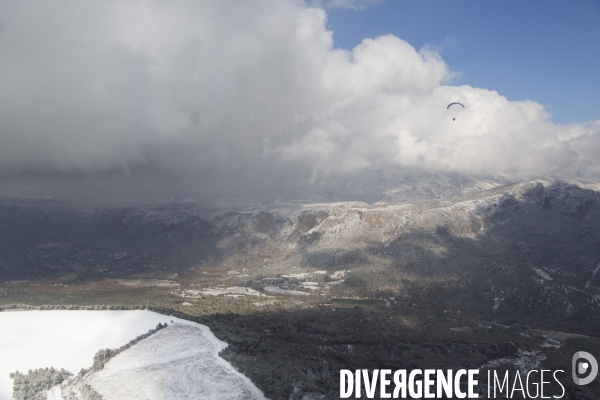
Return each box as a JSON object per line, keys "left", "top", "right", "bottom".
{"left": 46, "top": 385, "right": 62, "bottom": 400}
{"left": 86, "top": 323, "right": 267, "bottom": 400}
{"left": 533, "top": 268, "right": 552, "bottom": 281}
{"left": 0, "top": 310, "right": 172, "bottom": 400}
{"left": 195, "top": 286, "right": 261, "bottom": 296}
{"left": 0, "top": 310, "right": 267, "bottom": 400}
{"left": 263, "top": 286, "right": 309, "bottom": 296}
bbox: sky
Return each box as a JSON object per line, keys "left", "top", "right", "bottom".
{"left": 0, "top": 0, "right": 599, "bottom": 200}
{"left": 325, "top": 0, "right": 600, "bottom": 125}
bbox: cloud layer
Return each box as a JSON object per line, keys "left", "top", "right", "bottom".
{"left": 0, "top": 0, "right": 598, "bottom": 192}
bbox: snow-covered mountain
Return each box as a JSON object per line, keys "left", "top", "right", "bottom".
{"left": 1, "top": 176, "right": 599, "bottom": 320}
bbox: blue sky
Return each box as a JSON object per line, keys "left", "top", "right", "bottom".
{"left": 325, "top": 0, "right": 600, "bottom": 125}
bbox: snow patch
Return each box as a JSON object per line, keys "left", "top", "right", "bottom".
{"left": 533, "top": 268, "right": 552, "bottom": 281}
{"left": 330, "top": 270, "right": 348, "bottom": 280}
{"left": 47, "top": 385, "right": 63, "bottom": 400}
{"left": 493, "top": 297, "right": 503, "bottom": 310}
{"left": 282, "top": 273, "right": 311, "bottom": 279}
{"left": 185, "top": 286, "right": 261, "bottom": 297}
{"left": 480, "top": 349, "right": 546, "bottom": 374}
{"left": 264, "top": 286, "right": 309, "bottom": 296}
{"left": 585, "top": 261, "right": 600, "bottom": 289}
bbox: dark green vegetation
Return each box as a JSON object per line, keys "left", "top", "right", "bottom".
{"left": 164, "top": 303, "right": 598, "bottom": 399}
{"left": 65, "top": 385, "right": 103, "bottom": 400}
{"left": 1, "top": 178, "right": 600, "bottom": 399}
{"left": 0, "top": 198, "right": 221, "bottom": 281}
{"left": 11, "top": 368, "right": 72, "bottom": 400}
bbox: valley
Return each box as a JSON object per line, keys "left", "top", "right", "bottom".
{"left": 1, "top": 176, "right": 600, "bottom": 399}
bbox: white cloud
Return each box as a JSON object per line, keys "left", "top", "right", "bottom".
{"left": 0, "top": 0, "right": 597, "bottom": 187}
{"left": 316, "top": 0, "right": 383, "bottom": 11}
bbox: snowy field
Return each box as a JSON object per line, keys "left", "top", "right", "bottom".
{"left": 0, "top": 310, "right": 266, "bottom": 400}
{"left": 0, "top": 310, "right": 172, "bottom": 400}
{"left": 86, "top": 324, "right": 267, "bottom": 400}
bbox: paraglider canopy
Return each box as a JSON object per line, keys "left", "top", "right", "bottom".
{"left": 447, "top": 102, "right": 465, "bottom": 121}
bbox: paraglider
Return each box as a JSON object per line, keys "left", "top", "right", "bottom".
{"left": 447, "top": 102, "right": 465, "bottom": 121}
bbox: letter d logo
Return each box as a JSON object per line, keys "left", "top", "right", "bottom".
{"left": 572, "top": 351, "right": 598, "bottom": 385}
